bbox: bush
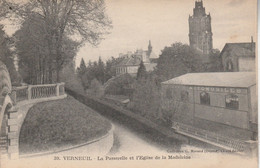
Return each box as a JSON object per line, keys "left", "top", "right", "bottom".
{"left": 104, "top": 73, "right": 134, "bottom": 95}
{"left": 87, "top": 78, "right": 104, "bottom": 98}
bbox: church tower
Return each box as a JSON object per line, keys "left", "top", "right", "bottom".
{"left": 189, "top": 0, "right": 212, "bottom": 57}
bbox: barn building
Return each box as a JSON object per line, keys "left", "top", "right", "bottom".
{"left": 161, "top": 72, "right": 257, "bottom": 142}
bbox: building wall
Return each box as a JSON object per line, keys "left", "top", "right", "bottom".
{"left": 249, "top": 85, "right": 257, "bottom": 124}
{"left": 194, "top": 104, "right": 248, "bottom": 129}
{"left": 161, "top": 84, "right": 251, "bottom": 130}
{"left": 222, "top": 54, "right": 239, "bottom": 72}
{"left": 115, "top": 66, "right": 139, "bottom": 76}
{"left": 127, "top": 66, "right": 139, "bottom": 74}
{"left": 238, "top": 57, "right": 255, "bottom": 72}
{"left": 222, "top": 47, "right": 255, "bottom": 72}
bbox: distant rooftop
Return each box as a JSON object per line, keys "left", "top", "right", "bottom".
{"left": 162, "top": 72, "right": 256, "bottom": 88}
{"left": 220, "top": 42, "right": 255, "bottom": 58}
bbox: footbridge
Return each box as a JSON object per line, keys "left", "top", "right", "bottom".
{"left": 0, "top": 61, "right": 66, "bottom": 160}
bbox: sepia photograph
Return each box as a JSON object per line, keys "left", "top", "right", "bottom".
{"left": 0, "top": 0, "right": 257, "bottom": 167}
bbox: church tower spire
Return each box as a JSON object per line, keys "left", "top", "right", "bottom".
{"left": 189, "top": 0, "right": 213, "bottom": 59}
{"left": 148, "top": 40, "right": 152, "bottom": 56}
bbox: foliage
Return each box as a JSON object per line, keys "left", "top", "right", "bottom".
{"left": 14, "top": 13, "right": 80, "bottom": 84}
{"left": 137, "top": 60, "right": 146, "bottom": 80}
{"left": 205, "top": 49, "right": 223, "bottom": 72}
{"left": 96, "top": 57, "right": 105, "bottom": 84}
{"left": 128, "top": 74, "right": 161, "bottom": 120}
{"left": 0, "top": 25, "right": 19, "bottom": 85}
{"left": 2, "top": 0, "right": 112, "bottom": 82}
{"left": 77, "top": 56, "right": 125, "bottom": 92}
{"left": 104, "top": 73, "right": 134, "bottom": 96}
{"left": 60, "top": 60, "right": 84, "bottom": 93}
{"left": 88, "top": 78, "right": 104, "bottom": 98}
{"left": 156, "top": 42, "right": 203, "bottom": 80}
{"left": 77, "top": 58, "right": 87, "bottom": 77}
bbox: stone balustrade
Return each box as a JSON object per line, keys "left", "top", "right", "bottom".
{"left": 11, "top": 83, "right": 65, "bottom": 104}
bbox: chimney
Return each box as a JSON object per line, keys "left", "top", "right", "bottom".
{"left": 251, "top": 36, "right": 254, "bottom": 52}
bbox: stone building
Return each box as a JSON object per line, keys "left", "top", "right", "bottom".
{"left": 189, "top": 0, "right": 213, "bottom": 59}
{"left": 115, "top": 41, "right": 157, "bottom": 77}
{"left": 221, "top": 38, "right": 256, "bottom": 72}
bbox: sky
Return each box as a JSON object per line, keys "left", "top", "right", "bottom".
{"left": 2, "top": 0, "right": 257, "bottom": 67}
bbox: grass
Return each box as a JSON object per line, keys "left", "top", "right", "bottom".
{"left": 19, "top": 96, "right": 112, "bottom": 154}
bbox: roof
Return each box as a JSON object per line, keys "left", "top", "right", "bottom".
{"left": 220, "top": 42, "right": 255, "bottom": 58}
{"left": 116, "top": 56, "right": 141, "bottom": 67}
{"left": 162, "top": 72, "right": 256, "bottom": 88}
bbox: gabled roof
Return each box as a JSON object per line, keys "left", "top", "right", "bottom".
{"left": 220, "top": 42, "right": 255, "bottom": 58}
{"left": 162, "top": 72, "right": 256, "bottom": 88}
{"left": 116, "top": 56, "right": 141, "bottom": 67}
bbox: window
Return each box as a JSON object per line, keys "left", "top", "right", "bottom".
{"left": 226, "top": 60, "right": 233, "bottom": 72}
{"left": 166, "top": 88, "right": 172, "bottom": 99}
{"left": 200, "top": 92, "right": 210, "bottom": 105}
{"left": 181, "top": 91, "right": 189, "bottom": 102}
{"left": 225, "top": 94, "right": 239, "bottom": 110}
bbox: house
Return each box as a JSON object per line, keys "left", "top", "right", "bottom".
{"left": 161, "top": 72, "right": 257, "bottom": 141}
{"left": 115, "top": 41, "right": 157, "bottom": 77}
{"left": 221, "top": 38, "right": 255, "bottom": 72}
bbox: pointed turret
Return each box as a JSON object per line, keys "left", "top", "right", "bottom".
{"left": 148, "top": 40, "right": 152, "bottom": 56}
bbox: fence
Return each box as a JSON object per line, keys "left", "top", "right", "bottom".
{"left": 11, "top": 83, "right": 65, "bottom": 104}
{"left": 172, "top": 122, "right": 245, "bottom": 151}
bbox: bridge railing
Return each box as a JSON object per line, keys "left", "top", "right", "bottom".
{"left": 172, "top": 122, "right": 245, "bottom": 151}
{"left": 11, "top": 82, "right": 65, "bottom": 104}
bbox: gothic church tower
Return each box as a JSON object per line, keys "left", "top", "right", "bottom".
{"left": 189, "top": 0, "right": 212, "bottom": 57}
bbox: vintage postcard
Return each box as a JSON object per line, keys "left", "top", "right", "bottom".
{"left": 0, "top": 0, "right": 258, "bottom": 167}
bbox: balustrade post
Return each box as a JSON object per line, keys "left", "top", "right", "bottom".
{"left": 61, "top": 82, "right": 65, "bottom": 95}
{"left": 28, "top": 85, "right": 32, "bottom": 100}
{"left": 11, "top": 88, "right": 17, "bottom": 105}
{"left": 56, "top": 84, "right": 60, "bottom": 96}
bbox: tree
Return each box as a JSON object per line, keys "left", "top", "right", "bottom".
{"left": 0, "top": 24, "right": 19, "bottom": 85}
{"left": 156, "top": 42, "right": 203, "bottom": 80}
{"left": 77, "top": 58, "right": 87, "bottom": 78}
{"left": 128, "top": 75, "right": 160, "bottom": 120}
{"left": 137, "top": 60, "right": 146, "bottom": 80}
{"left": 60, "top": 58, "right": 84, "bottom": 93}
{"left": 88, "top": 78, "right": 104, "bottom": 98}
{"left": 207, "top": 49, "right": 223, "bottom": 72}
{"left": 104, "top": 56, "right": 124, "bottom": 82}
{"left": 97, "top": 56, "right": 105, "bottom": 84}
{"left": 14, "top": 14, "right": 80, "bottom": 84}
{"left": 2, "top": 0, "right": 112, "bottom": 82}
{"left": 104, "top": 73, "right": 134, "bottom": 95}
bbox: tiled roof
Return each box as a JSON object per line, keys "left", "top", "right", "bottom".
{"left": 220, "top": 42, "right": 255, "bottom": 58}
{"left": 116, "top": 49, "right": 158, "bottom": 67}
{"left": 116, "top": 57, "right": 141, "bottom": 67}
{"left": 162, "top": 72, "right": 256, "bottom": 88}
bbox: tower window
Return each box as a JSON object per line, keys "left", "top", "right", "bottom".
{"left": 225, "top": 94, "right": 239, "bottom": 110}
{"left": 200, "top": 92, "right": 210, "bottom": 105}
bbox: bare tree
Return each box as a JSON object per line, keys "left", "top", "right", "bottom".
{"left": 1, "top": 0, "right": 112, "bottom": 82}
